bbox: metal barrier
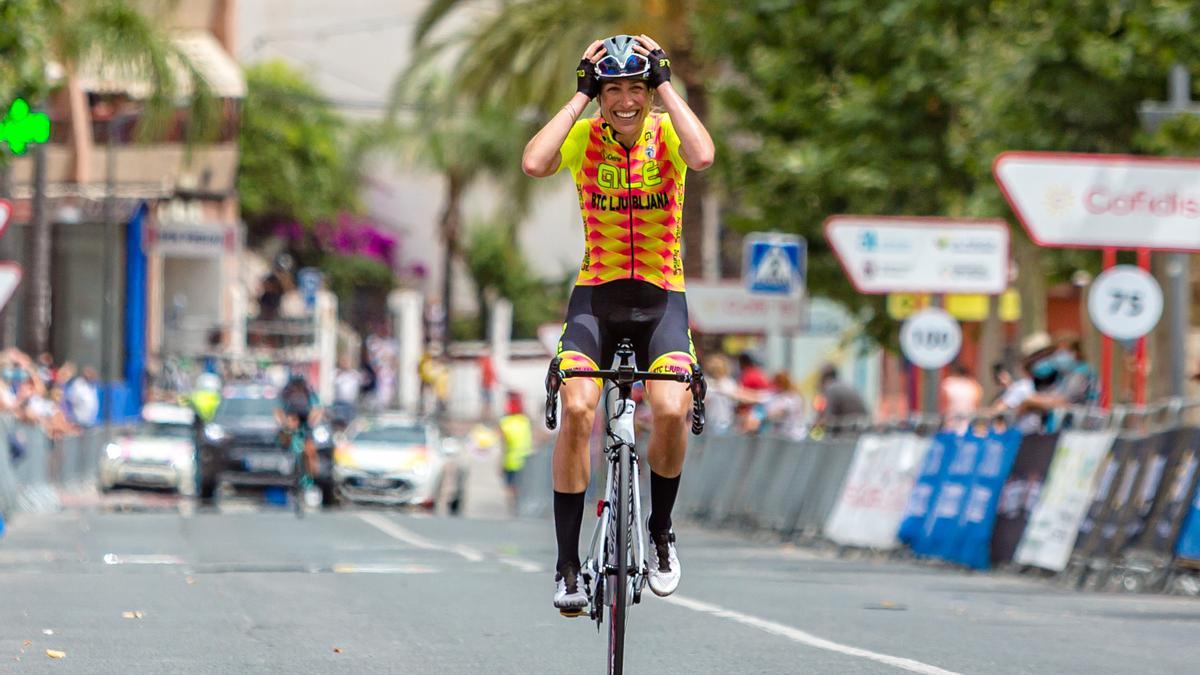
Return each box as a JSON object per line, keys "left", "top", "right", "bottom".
{"left": 0, "top": 416, "right": 112, "bottom": 528}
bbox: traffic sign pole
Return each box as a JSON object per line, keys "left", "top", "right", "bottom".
{"left": 1100, "top": 248, "right": 1116, "bottom": 409}
{"left": 922, "top": 294, "right": 943, "bottom": 414}
{"left": 1136, "top": 248, "right": 1152, "bottom": 405}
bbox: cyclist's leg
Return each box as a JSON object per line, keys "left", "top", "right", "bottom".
{"left": 552, "top": 287, "right": 604, "bottom": 610}
{"left": 643, "top": 291, "right": 695, "bottom": 596}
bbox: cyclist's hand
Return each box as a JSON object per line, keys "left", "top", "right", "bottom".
{"left": 635, "top": 35, "right": 671, "bottom": 89}
{"left": 577, "top": 40, "right": 605, "bottom": 99}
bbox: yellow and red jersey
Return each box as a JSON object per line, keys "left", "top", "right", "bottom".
{"left": 557, "top": 112, "right": 687, "bottom": 292}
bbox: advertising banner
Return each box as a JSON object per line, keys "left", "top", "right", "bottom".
{"left": 990, "top": 432, "right": 1060, "bottom": 565}
{"left": 950, "top": 428, "right": 1024, "bottom": 569}
{"left": 1013, "top": 430, "right": 1116, "bottom": 572}
{"left": 824, "top": 432, "right": 932, "bottom": 549}
{"left": 1147, "top": 429, "right": 1200, "bottom": 556}
{"left": 1174, "top": 477, "right": 1200, "bottom": 561}
{"left": 898, "top": 431, "right": 957, "bottom": 547}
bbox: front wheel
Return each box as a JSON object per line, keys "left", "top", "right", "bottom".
{"left": 608, "top": 444, "right": 630, "bottom": 675}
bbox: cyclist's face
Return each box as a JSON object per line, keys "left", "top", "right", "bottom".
{"left": 599, "top": 79, "right": 650, "bottom": 137}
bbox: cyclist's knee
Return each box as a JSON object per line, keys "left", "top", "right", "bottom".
{"left": 648, "top": 387, "right": 691, "bottom": 427}
{"left": 560, "top": 383, "right": 599, "bottom": 425}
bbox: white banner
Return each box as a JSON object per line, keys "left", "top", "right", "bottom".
{"left": 824, "top": 432, "right": 932, "bottom": 549}
{"left": 1013, "top": 430, "right": 1116, "bottom": 571}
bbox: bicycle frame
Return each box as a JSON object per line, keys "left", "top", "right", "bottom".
{"left": 581, "top": 380, "right": 648, "bottom": 617}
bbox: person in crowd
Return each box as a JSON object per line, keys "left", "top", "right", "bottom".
{"left": 1021, "top": 334, "right": 1098, "bottom": 430}
{"left": 332, "top": 356, "right": 363, "bottom": 429}
{"left": 701, "top": 354, "right": 738, "bottom": 434}
{"left": 735, "top": 352, "right": 772, "bottom": 430}
{"left": 757, "top": 371, "right": 807, "bottom": 439}
{"left": 498, "top": 392, "right": 534, "bottom": 516}
{"left": 813, "top": 364, "right": 867, "bottom": 431}
{"left": 478, "top": 346, "right": 497, "bottom": 419}
{"left": 64, "top": 366, "right": 101, "bottom": 428}
{"left": 35, "top": 352, "right": 56, "bottom": 389}
{"left": 940, "top": 362, "right": 983, "bottom": 434}
{"left": 990, "top": 361, "right": 1040, "bottom": 434}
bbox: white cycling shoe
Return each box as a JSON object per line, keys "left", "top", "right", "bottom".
{"left": 554, "top": 566, "right": 588, "bottom": 616}
{"left": 648, "top": 530, "right": 680, "bottom": 597}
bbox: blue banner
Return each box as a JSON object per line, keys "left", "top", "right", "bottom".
{"left": 897, "top": 427, "right": 1024, "bottom": 569}
{"left": 1174, "top": 478, "right": 1200, "bottom": 561}
{"left": 898, "top": 431, "right": 957, "bottom": 548}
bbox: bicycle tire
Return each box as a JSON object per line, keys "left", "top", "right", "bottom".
{"left": 609, "top": 443, "right": 630, "bottom": 675}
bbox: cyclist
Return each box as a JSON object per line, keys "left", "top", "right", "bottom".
{"left": 522, "top": 34, "right": 714, "bottom": 613}
{"left": 275, "top": 370, "right": 322, "bottom": 477}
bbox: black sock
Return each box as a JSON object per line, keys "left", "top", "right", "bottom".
{"left": 648, "top": 471, "right": 681, "bottom": 535}
{"left": 553, "top": 490, "right": 586, "bottom": 574}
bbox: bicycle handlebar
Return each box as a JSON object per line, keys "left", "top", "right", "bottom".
{"left": 545, "top": 358, "right": 706, "bottom": 435}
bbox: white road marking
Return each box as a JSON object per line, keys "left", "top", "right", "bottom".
{"left": 663, "top": 595, "right": 961, "bottom": 675}
{"left": 331, "top": 563, "right": 438, "bottom": 575}
{"left": 497, "top": 556, "right": 544, "bottom": 573}
{"left": 102, "top": 553, "right": 185, "bottom": 566}
{"left": 357, "top": 513, "right": 484, "bottom": 563}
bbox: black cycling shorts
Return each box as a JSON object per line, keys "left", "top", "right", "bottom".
{"left": 556, "top": 279, "right": 696, "bottom": 380}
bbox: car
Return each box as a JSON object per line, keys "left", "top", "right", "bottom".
{"left": 195, "top": 384, "right": 336, "bottom": 505}
{"left": 332, "top": 416, "right": 450, "bottom": 509}
{"left": 99, "top": 403, "right": 196, "bottom": 495}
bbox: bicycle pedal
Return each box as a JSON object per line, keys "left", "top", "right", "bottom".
{"left": 558, "top": 608, "right": 585, "bottom": 618}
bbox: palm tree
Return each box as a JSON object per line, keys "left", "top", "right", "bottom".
{"left": 0, "top": 0, "right": 216, "bottom": 354}
{"left": 382, "top": 66, "right": 537, "bottom": 352}
{"left": 412, "top": 0, "right": 714, "bottom": 279}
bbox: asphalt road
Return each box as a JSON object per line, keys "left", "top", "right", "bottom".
{"left": 2, "top": 496, "right": 1200, "bottom": 673}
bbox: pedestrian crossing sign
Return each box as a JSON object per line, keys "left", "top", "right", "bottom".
{"left": 744, "top": 233, "right": 806, "bottom": 295}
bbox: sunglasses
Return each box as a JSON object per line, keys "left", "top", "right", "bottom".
{"left": 594, "top": 52, "right": 649, "bottom": 78}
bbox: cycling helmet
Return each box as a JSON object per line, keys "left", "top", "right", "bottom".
{"left": 196, "top": 373, "right": 221, "bottom": 392}
{"left": 596, "top": 35, "right": 649, "bottom": 79}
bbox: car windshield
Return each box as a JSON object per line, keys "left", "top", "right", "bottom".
{"left": 214, "top": 397, "right": 277, "bottom": 422}
{"left": 137, "top": 423, "right": 193, "bottom": 439}
{"left": 352, "top": 426, "right": 428, "bottom": 445}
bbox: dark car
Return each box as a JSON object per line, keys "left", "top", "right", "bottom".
{"left": 195, "top": 385, "right": 336, "bottom": 505}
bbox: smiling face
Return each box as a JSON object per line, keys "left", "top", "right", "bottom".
{"left": 598, "top": 78, "right": 651, "bottom": 141}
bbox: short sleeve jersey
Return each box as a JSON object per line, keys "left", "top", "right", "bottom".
{"left": 557, "top": 112, "right": 688, "bottom": 292}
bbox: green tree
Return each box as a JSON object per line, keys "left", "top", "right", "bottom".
{"left": 237, "top": 61, "right": 359, "bottom": 236}
{"left": 383, "top": 67, "right": 537, "bottom": 351}
{"left": 698, "top": 0, "right": 1200, "bottom": 346}
{"left": 0, "top": 0, "right": 218, "bottom": 354}
{"left": 463, "top": 220, "right": 569, "bottom": 340}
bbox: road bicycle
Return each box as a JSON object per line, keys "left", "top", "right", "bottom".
{"left": 545, "top": 338, "right": 705, "bottom": 675}
{"left": 284, "top": 424, "right": 319, "bottom": 519}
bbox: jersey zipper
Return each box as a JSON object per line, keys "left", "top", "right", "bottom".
{"left": 623, "top": 143, "right": 635, "bottom": 280}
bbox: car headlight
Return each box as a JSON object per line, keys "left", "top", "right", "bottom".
{"left": 204, "top": 424, "right": 226, "bottom": 443}
{"left": 312, "top": 425, "right": 331, "bottom": 445}
{"left": 104, "top": 443, "right": 123, "bottom": 460}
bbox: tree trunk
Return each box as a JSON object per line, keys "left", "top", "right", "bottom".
{"left": 21, "top": 141, "right": 50, "bottom": 355}
{"left": 439, "top": 173, "right": 465, "bottom": 354}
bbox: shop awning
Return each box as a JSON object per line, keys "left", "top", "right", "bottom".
{"left": 76, "top": 31, "right": 245, "bottom": 99}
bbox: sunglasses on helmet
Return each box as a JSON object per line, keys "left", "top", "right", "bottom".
{"left": 594, "top": 52, "right": 650, "bottom": 79}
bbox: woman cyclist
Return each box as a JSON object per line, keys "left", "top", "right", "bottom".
{"left": 522, "top": 34, "right": 714, "bottom": 614}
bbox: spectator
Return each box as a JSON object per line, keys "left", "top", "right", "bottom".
{"left": 332, "top": 356, "right": 363, "bottom": 429}
{"left": 478, "top": 346, "right": 497, "bottom": 418}
{"left": 702, "top": 354, "right": 738, "bottom": 434}
{"left": 990, "top": 361, "right": 1040, "bottom": 434}
{"left": 760, "top": 371, "right": 807, "bottom": 439}
{"left": 65, "top": 367, "right": 101, "bottom": 428}
{"left": 814, "top": 364, "right": 867, "bottom": 430}
{"left": 498, "top": 392, "right": 533, "bottom": 516}
{"left": 1022, "top": 334, "right": 1098, "bottom": 430}
{"left": 940, "top": 362, "right": 982, "bottom": 433}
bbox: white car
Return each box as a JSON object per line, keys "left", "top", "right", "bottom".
{"left": 333, "top": 416, "right": 447, "bottom": 509}
{"left": 99, "top": 403, "right": 196, "bottom": 495}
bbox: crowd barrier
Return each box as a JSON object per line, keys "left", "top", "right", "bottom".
{"left": 515, "top": 404, "right": 1200, "bottom": 595}
{"left": 0, "top": 416, "right": 109, "bottom": 533}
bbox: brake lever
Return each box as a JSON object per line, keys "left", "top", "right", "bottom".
{"left": 689, "top": 363, "right": 706, "bottom": 436}
{"left": 545, "top": 357, "right": 563, "bottom": 430}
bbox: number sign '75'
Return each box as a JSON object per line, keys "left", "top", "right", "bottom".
{"left": 1086, "top": 265, "right": 1162, "bottom": 341}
